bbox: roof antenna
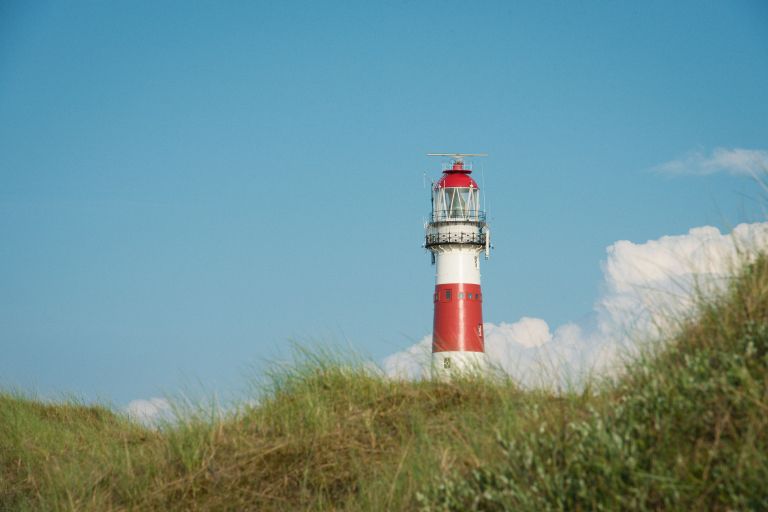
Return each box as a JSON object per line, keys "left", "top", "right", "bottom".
{"left": 427, "top": 153, "right": 488, "bottom": 164}
{"left": 481, "top": 163, "right": 486, "bottom": 212}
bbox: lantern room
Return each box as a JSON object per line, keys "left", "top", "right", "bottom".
{"left": 432, "top": 160, "right": 484, "bottom": 222}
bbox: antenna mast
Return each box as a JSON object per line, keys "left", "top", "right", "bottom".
{"left": 427, "top": 153, "right": 488, "bottom": 163}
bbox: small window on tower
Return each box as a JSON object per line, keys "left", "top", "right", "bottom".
{"left": 468, "top": 293, "right": 473, "bottom": 299}
{"left": 445, "top": 289, "right": 452, "bottom": 301}
{"left": 434, "top": 293, "right": 438, "bottom": 302}
{"left": 458, "top": 292, "right": 464, "bottom": 299}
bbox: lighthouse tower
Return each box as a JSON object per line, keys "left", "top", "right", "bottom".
{"left": 425, "top": 153, "right": 490, "bottom": 377}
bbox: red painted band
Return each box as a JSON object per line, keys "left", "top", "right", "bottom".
{"left": 432, "top": 283, "right": 484, "bottom": 353}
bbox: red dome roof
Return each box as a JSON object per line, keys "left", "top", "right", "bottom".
{"left": 435, "top": 162, "right": 479, "bottom": 189}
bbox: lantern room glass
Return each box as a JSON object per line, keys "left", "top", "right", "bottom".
{"left": 432, "top": 187, "right": 480, "bottom": 221}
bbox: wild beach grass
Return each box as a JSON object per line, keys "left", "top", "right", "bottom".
{"left": 2, "top": 254, "right": 768, "bottom": 510}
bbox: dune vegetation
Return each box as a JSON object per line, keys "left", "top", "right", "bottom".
{"left": 2, "top": 254, "right": 768, "bottom": 511}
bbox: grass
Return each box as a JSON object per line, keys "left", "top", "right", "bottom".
{"left": 2, "top": 255, "right": 768, "bottom": 510}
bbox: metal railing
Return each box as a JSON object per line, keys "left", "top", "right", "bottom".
{"left": 425, "top": 232, "right": 486, "bottom": 247}
{"left": 430, "top": 209, "right": 486, "bottom": 223}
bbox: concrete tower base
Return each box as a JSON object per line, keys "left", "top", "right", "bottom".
{"left": 431, "top": 351, "right": 488, "bottom": 380}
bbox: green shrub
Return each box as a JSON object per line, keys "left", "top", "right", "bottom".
{"left": 420, "top": 257, "right": 768, "bottom": 511}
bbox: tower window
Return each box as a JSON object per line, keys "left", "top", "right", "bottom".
{"left": 458, "top": 292, "right": 464, "bottom": 299}
{"left": 445, "top": 289, "right": 452, "bottom": 301}
{"left": 468, "top": 293, "right": 473, "bottom": 299}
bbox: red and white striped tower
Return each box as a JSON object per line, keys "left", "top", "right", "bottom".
{"left": 425, "top": 153, "right": 491, "bottom": 377}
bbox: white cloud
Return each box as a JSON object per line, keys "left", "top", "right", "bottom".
{"left": 383, "top": 222, "right": 768, "bottom": 386}
{"left": 494, "top": 317, "right": 552, "bottom": 348}
{"left": 653, "top": 147, "right": 768, "bottom": 176}
{"left": 125, "top": 397, "right": 172, "bottom": 425}
{"left": 382, "top": 336, "right": 431, "bottom": 379}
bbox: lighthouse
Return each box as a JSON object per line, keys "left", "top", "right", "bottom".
{"left": 425, "top": 153, "right": 490, "bottom": 377}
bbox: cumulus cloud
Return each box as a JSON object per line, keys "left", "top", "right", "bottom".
{"left": 383, "top": 222, "right": 768, "bottom": 386}
{"left": 382, "top": 336, "right": 432, "bottom": 379}
{"left": 652, "top": 147, "right": 768, "bottom": 176}
{"left": 125, "top": 397, "right": 172, "bottom": 425}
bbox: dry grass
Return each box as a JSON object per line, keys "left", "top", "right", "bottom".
{"left": 1, "top": 370, "right": 532, "bottom": 510}
{"left": 2, "top": 256, "right": 768, "bottom": 510}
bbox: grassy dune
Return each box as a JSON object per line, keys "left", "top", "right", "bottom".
{"left": 2, "top": 255, "right": 768, "bottom": 511}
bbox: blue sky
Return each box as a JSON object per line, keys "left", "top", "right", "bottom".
{"left": 1, "top": 1, "right": 767, "bottom": 406}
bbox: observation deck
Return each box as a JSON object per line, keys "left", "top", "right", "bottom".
{"left": 425, "top": 231, "right": 487, "bottom": 248}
